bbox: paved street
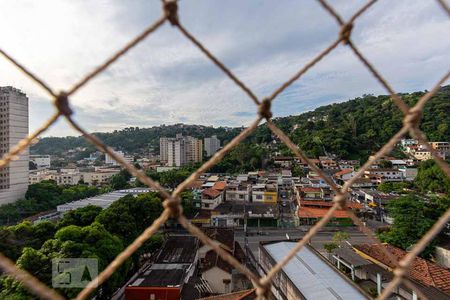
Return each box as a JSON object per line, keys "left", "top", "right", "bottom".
{"left": 235, "top": 227, "right": 372, "bottom": 257}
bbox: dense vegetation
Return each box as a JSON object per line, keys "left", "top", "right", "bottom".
{"left": 31, "top": 124, "right": 243, "bottom": 156}
{"left": 414, "top": 160, "right": 450, "bottom": 194}
{"left": 0, "top": 193, "right": 166, "bottom": 300}
{"left": 378, "top": 194, "right": 450, "bottom": 258}
{"left": 31, "top": 86, "right": 449, "bottom": 164}
{"left": 0, "top": 181, "right": 104, "bottom": 226}
{"left": 377, "top": 159, "right": 450, "bottom": 194}
{"left": 252, "top": 85, "right": 450, "bottom": 160}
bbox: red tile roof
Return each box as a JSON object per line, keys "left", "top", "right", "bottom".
{"left": 302, "top": 187, "right": 321, "bottom": 193}
{"left": 355, "top": 244, "right": 450, "bottom": 294}
{"left": 213, "top": 181, "right": 227, "bottom": 191}
{"left": 334, "top": 169, "right": 354, "bottom": 177}
{"left": 301, "top": 200, "right": 362, "bottom": 209}
{"left": 202, "top": 188, "right": 222, "bottom": 198}
{"left": 187, "top": 179, "right": 204, "bottom": 189}
{"left": 298, "top": 207, "right": 350, "bottom": 219}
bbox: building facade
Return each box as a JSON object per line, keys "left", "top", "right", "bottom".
{"left": 161, "top": 134, "right": 203, "bottom": 167}
{"left": 0, "top": 87, "right": 29, "bottom": 205}
{"left": 30, "top": 154, "right": 51, "bottom": 169}
{"left": 204, "top": 135, "right": 220, "bottom": 157}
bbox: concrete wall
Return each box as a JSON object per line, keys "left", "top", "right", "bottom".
{"left": 202, "top": 266, "right": 232, "bottom": 294}
{"left": 0, "top": 87, "right": 28, "bottom": 205}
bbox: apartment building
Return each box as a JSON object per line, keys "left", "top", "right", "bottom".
{"left": 364, "top": 168, "right": 404, "bottom": 184}
{"left": 159, "top": 137, "right": 169, "bottom": 163}
{"left": 81, "top": 170, "right": 119, "bottom": 185}
{"left": 225, "top": 181, "right": 251, "bottom": 202}
{"left": 252, "top": 183, "right": 277, "bottom": 203}
{"left": 105, "top": 150, "right": 133, "bottom": 166}
{"left": 30, "top": 154, "right": 51, "bottom": 169}
{"left": 160, "top": 134, "right": 203, "bottom": 167}
{"left": 186, "top": 136, "right": 203, "bottom": 164}
{"left": 0, "top": 87, "right": 29, "bottom": 205}
{"left": 204, "top": 135, "right": 220, "bottom": 157}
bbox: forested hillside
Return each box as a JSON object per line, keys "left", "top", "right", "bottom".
{"left": 31, "top": 124, "right": 243, "bottom": 155}
{"left": 251, "top": 85, "right": 450, "bottom": 160}
{"left": 31, "top": 86, "right": 449, "bottom": 161}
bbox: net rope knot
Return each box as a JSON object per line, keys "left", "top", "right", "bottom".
{"left": 163, "top": 0, "right": 179, "bottom": 26}
{"left": 258, "top": 98, "right": 273, "bottom": 119}
{"left": 55, "top": 92, "right": 73, "bottom": 116}
{"left": 163, "top": 198, "right": 183, "bottom": 218}
{"left": 333, "top": 191, "right": 348, "bottom": 209}
{"left": 403, "top": 107, "right": 422, "bottom": 128}
{"left": 339, "top": 23, "right": 353, "bottom": 45}
{"left": 255, "top": 280, "right": 271, "bottom": 300}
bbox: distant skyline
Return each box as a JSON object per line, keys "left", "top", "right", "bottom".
{"left": 0, "top": 0, "right": 449, "bottom": 137}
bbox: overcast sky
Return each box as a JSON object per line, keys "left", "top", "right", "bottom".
{"left": 0, "top": 0, "right": 449, "bottom": 137}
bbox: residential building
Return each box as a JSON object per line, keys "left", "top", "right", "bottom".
{"left": 125, "top": 235, "right": 199, "bottom": 300}
{"left": 334, "top": 169, "right": 355, "bottom": 182}
{"left": 398, "top": 167, "right": 418, "bottom": 181}
{"left": 0, "top": 86, "right": 29, "bottom": 205}
{"left": 201, "top": 188, "right": 223, "bottom": 210}
{"left": 168, "top": 136, "right": 186, "bottom": 167}
{"left": 273, "top": 156, "right": 294, "bottom": 168}
{"left": 81, "top": 170, "right": 119, "bottom": 185}
{"left": 199, "top": 228, "right": 246, "bottom": 294}
{"left": 225, "top": 181, "right": 251, "bottom": 202}
{"left": 105, "top": 150, "right": 130, "bottom": 165}
{"left": 430, "top": 141, "right": 450, "bottom": 155}
{"left": 364, "top": 168, "right": 404, "bottom": 184}
{"left": 211, "top": 202, "right": 279, "bottom": 227}
{"left": 258, "top": 241, "right": 369, "bottom": 300}
{"left": 52, "top": 171, "right": 82, "bottom": 185}
{"left": 161, "top": 134, "right": 203, "bottom": 167}
{"left": 297, "top": 206, "right": 354, "bottom": 226}
{"left": 30, "top": 154, "right": 51, "bottom": 169}
{"left": 204, "top": 135, "right": 220, "bottom": 157}
{"left": 159, "top": 137, "right": 169, "bottom": 163}
{"left": 251, "top": 183, "right": 277, "bottom": 203}
{"left": 186, "top": 136, "right": 203, "bottom": 164}
{"left": 344, "top": 244, "right": 450, "bottom": 299}
{"left": 400, "top": 138, "right": 418, "bottom": 148}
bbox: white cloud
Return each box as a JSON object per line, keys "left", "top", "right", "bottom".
{"left": 0, "top": 0, "right": 448, "bottom": 136}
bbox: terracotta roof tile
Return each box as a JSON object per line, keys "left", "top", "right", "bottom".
{"left": 354, "top": 244, "right": 450, "bottom": 294}
{"left": 301, "top": 200, "right": 362, "bottom": 209}
{"left": 334, "top": 169, "right": 354, "bottom": 177}
{"left": 302, "top": 187, "right": 321, "bottom": 193}
{"left": 202, "top": 188, "right": 222, "bottom": 198}
{"left": 298, "top": 207, "right": 350, "bottom": 219}
{"left": 213, "top": 181, "right": 227, "bottom": 191}
{"left": 187, "top": 179, "right": 204, "bottom": 189}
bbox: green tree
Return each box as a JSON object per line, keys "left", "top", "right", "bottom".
{"left": 96, "top": 193, "right": 163, "bottom": 244}
{"left": 0, "top": 222, "right": 127, "bottom": 300}
{"left": 414, "top": 160, "right": 450, "bottom": 194}
{"left": 378, "top": 195, "right": 445, "bottom": 258}
{"left": 57, "top": 205, "right": 103, "bottom": 229}
{"left": 109, "top": 173, "right": 128, "bottom": 190}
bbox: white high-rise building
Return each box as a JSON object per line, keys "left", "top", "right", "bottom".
{"left": 168, "top": 137, "right": 186, "bottom": 167}
{"left": 0, "top": 87, "right": 29, "bottom": 205}
{"left": 159, "top": 137, "right": 169, "bottom": 163}
{"left": 161, "top": 134, "right": 203, "bottom": 167}
{"left": 204, "top": 135, "right": 220, "bottom": 157}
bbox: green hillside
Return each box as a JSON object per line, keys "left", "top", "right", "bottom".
{"left": 31, "top": 86, "right": 450, "bottom": 162}
{"left": 252, "top": 85, "right": 450, "bottom": 160}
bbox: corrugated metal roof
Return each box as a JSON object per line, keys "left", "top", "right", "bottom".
{"left": 263, "top": 242, "right": 367, "bottom": 300}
